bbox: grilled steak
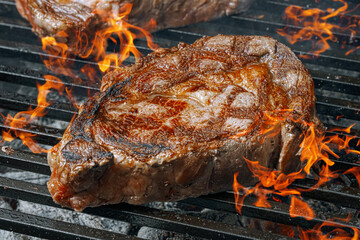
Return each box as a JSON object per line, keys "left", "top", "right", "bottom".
{"left": 15, "top": 0, "right": 254, "bottom": 51}
{"left": 48, "top": 35, "right": 320, "bottom": 211}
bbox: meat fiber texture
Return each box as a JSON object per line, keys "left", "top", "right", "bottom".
{"left": 15, "top": 0, "right": 254, "bottom": 51}
{"left": 47, "top": 35, "right": 321, "bottom": 211}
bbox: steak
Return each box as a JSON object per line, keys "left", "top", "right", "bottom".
{"left": 47, "top": 35, "right": 321, "bottom": 211}
{"left": 15, "top": 0, "right": 254, "bottom": 51}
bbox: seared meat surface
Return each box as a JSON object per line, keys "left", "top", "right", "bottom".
{"left": 16, "top": 0, "right": 254, "bottom": 50}
{"left": 48, "top": 35, "right": 320, "bottom": 211}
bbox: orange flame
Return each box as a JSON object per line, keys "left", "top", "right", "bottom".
{"left": 336, "top": 115, "right": 344, "bottom": 120}
{"left": 277, "top": 0, "right": 360, "bottom": 58}
{"left": 41, "top": 3, "right": 158, "bottom": 77}
{"left": 1, "top": 3, "right": 157, "bottom": 153}
{"left": 289, "top": 196, "right": 315, "bottom": 220}
{"left": 345, "top": 46, "right": 360, "bottom": 55}
{"left": 232, "top": 108, "right": 360, "bottom": 239}
{"left": 233, "top": 109, "right": 359, "bottom": 220}
{"left": 41, "top": 36, "right": 76, "bottom": 78}
{"left": 1, "top": 75, "right": 65, "bottom": 153}
{"left": 299, "top": 215, "right": 359, "bottom": 240}
{"left": 281, "top": 224, "right": 295, "bottom": 238}
{"left": 344, "top": 166, "right": 360, "bottom": 187}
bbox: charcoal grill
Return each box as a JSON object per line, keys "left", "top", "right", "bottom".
{"left": 0, "top": 0, "right": 359, "bottom": 239}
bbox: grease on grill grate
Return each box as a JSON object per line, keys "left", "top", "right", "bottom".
{"left": 0, "top": 0, "right": 359, "bottom": 239}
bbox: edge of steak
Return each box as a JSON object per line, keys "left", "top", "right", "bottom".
{"left": 47, "top": 35, "right": 321, "bottom": 211}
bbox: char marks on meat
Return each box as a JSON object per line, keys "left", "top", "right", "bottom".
{"left": 47, "top": 35, "right": 320, "bottom": 211}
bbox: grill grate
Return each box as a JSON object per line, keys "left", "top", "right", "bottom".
{"left": 0, "top": 0, "right": 360, "bottom": 239}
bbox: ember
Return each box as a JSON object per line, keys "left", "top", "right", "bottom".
{"left": 1, "top": 146, "right": 14, "bottom": 155}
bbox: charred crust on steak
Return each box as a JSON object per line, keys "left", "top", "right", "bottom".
{"left": 59, "top": 139, "right": 114, "bottom": 192}
{"left": 69, "top": 77, "right": 132, "bottom": 140}
{"left": 47, "top": 35, "right": 321, "bottom": 211}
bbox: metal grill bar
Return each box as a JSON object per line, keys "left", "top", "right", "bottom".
{"left": 1, "top": 148, "right": 360, "bottom": 232}
{"left": 0, "top": 149, "right": 49, "bottom": 175}
{"left": 0, "top": 92, "right": 76, "bottom": 121}
{"left": 0, "top": 208, "right": 137, "bottom": 240}
{"left": 0, "top": 122, "right": 62, "bottom": 146}
{"left": 0, "top": 177, "right": 291, "bottom": 240}
{"left": 182, "top": 194, "right": 359, "bottom": 230}
{"left": 268, "top": 0, "right": 360, "bottom": 9}
{"left": 0, "top": 65, "right": 100, "bottom": 93}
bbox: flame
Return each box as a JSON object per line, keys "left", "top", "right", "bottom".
{"left": 336, "top": 115, "right": 344, "bottom": 120}
{"left": 281, "top": 224, "right": 295, "bottom": 238}
{"left": 1, "top": 3, "right": 157, "bottom": 152}
{"left": 344, "top": 167, "right": 360, "bottom": 187}
{"left": 84, "top": 7, "right": 158, "bottom": 73}
{"left": 299, "top": 215, "right": 359, "bottom": 240}
{"left": 232, "top": 109, "right": 360, "bottom": 236}
{"left": 1, "top": 75, "right": 65, "bottom": 153}
{"left": 245, "top": 218, "right": 295, "bottom": 237}
{"left": 41, "top": 36, "right": 75, "bottom": 78}
{"left": 345, "top": 46, "right": 360, "bottom": 55}
{"left": 65, "top": 87, "right": 80, "bottom": 110}
{"left": 289, "top": 196, "right": 315, "bottom": 220}
{"left": 277, "top": 0, "right": 360, "bottom": 58}
{"left": 41, "top": 3, "right": 158, "bottom": 78}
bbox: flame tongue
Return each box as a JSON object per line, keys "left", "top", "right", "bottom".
{"left": 1, "top": 75, "right": 65, "bottom": 153}
{"left": 289, "top": 196, "right": 315, "bottom": 220}
{"left": 42, "top": 3, "right": 158, "bottom": 78}
{"left": 299, "top": 214, "right": 360, "bottom": 240}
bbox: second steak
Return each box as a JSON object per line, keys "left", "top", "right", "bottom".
{"left": 15, "top": 0, "right": 254, "bottom": 52}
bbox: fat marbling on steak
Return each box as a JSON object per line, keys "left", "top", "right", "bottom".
{"left": 15, "top": 0, "right": 254, "bottom": 51}
{"left": 47, "top": 35, "right": 321, "bottom": 211}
